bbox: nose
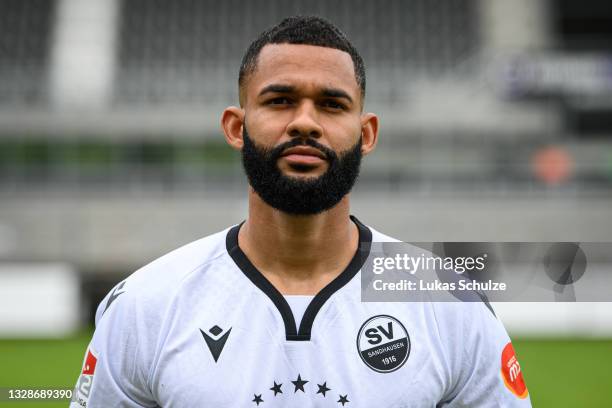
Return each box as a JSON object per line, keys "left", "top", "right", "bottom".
{"left": 286, "top": 101, "right": 323, "bottom": 140}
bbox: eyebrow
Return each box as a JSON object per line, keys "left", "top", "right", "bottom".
{"left": 258, "top": 84, "right": 354, "bottom": 104}
{"left": 321, "top": 88, "right": 353, "bottom": 104}
{"left": 259, "top": 84, "right": 295, "bottom": 96}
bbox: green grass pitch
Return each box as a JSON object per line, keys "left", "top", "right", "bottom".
{"left": 0, "top": 331, "right": 610, "bottom": 407}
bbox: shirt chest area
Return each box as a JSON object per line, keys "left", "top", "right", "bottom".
{"left": 150, "top": 303, "right": 449, "bottom": 407}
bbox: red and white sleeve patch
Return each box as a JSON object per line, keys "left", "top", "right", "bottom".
{"left": 82, "top": 349, "right": 98, "bottom": 375}
{"left": 501, "top": 342, "right": 528, "bottom": 399}
{"left": 71, "top": 347, "right": 98, "bottom": 407}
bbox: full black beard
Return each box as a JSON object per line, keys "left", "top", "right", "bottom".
{"left": 241, "top": 126, "right": 363, "bottom": 215}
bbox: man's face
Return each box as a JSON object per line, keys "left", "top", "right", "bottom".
{"left": 240, "top": 43, "right": 365, "bottom": 215}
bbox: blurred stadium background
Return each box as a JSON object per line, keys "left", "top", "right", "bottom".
{"left": 1, "top": 0, "right": 612, "bottom": 406}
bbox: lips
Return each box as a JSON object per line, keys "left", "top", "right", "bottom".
{"left": 281, "top": 146, "right": 327, "bottom": 166}
{"left": 281, "top": 146, "right": 326, "bottom": 159}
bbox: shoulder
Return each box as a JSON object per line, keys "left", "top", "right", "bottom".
{"left": 361, "top": 223, "right": 502, "bottom": 340}
{"left": 429, "top": 301, "right": 501, "bottom": 339}
{"left": 364, "top": 223, "right": 498, "bottom": 322}
{"left": 95, "top": 225, "right": 234, "bottom": 324}
{"left": 127, "top": 226, "right": 230, "bottom": 290}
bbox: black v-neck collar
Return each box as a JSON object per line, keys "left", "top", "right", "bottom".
{"left": 225, "top": 215, "right": 372, "bottom": 341}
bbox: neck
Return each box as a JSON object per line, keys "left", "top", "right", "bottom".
{"left": 238, "top": 188, "right": 359, "bottom": 295}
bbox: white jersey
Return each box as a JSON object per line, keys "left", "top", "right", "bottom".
{"left": 71, "top": 216, "right": 531, "bottom": 407}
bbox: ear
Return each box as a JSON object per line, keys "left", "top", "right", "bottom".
{"left": 220, "top": 106, "right": 245, "bottom": 150}
{"left": 360, "top": 112, "right": 379, "bottom": 156}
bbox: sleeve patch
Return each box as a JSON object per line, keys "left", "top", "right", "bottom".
{"left": 82, "top": 349, "right": 98, "bottom": 375}
{"left": 71, "top": 347, "right": 98, "bottom": 407}
{"left": 501, "top": 342, "right": 528, "bottom": 399}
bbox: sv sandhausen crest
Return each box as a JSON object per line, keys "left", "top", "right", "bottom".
{"left": 357, "top": 315, "right": 410, "bottom": 373}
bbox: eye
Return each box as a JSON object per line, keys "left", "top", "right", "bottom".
{"left": 321, "top": 100, "right": 346, "bottom": 110}
{"left": 267, "top": 97, "right": 292, "bottom": 105}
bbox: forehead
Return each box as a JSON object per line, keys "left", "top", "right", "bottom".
{"left": 246, "top": 43, "right": 359, "bottom": 100}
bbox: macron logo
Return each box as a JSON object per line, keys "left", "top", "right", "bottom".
{"left": 200, "top": 325, "right": 232, "bottom": 363}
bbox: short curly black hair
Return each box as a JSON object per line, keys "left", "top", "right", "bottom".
{"left": 238, "top": 16, "right": 366, "bottom": 105}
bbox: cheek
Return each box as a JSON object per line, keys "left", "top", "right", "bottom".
{"left": 320, "top": 118, "right": 362, "bottom": 150}
{"left": 247, "top": 110, "right": 291, "bottom": 141}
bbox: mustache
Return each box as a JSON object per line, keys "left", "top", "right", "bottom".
{"left": 269, "top": 138, "right": 336, "bottom": 162}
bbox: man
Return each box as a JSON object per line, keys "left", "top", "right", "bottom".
{"left": 71, "top": 16, "right": 531, "bottom": 407}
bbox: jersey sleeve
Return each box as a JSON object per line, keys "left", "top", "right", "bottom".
{"left": 440, "top": 302, "right": 532, "bottom": 408}
{"left": 70, "top": 280, "right": 159, "bottom": 408}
